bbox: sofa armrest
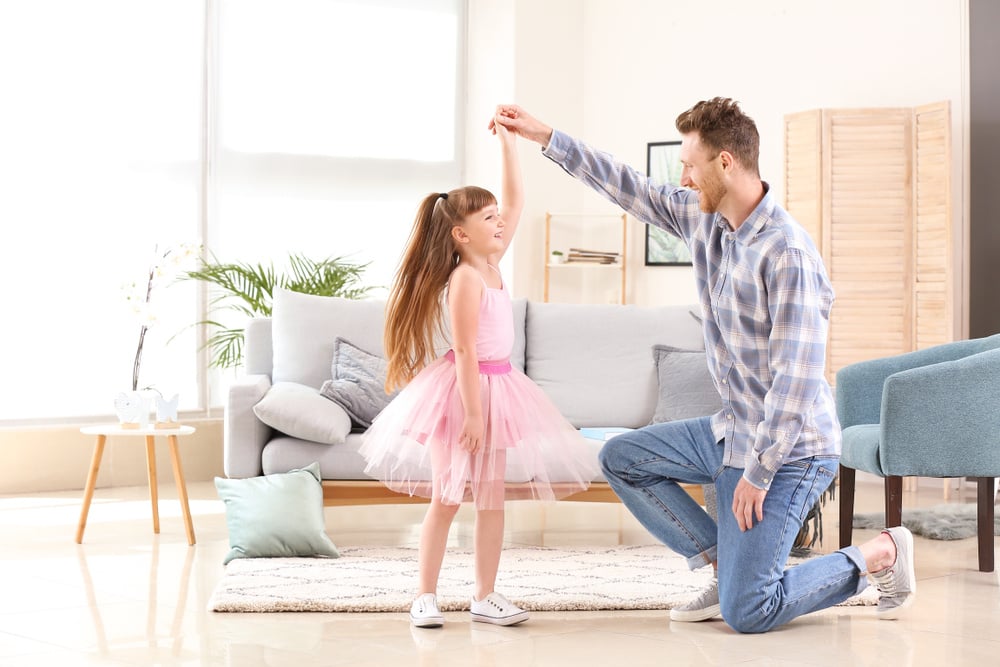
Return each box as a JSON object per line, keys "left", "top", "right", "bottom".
{"left": 224, "top": 374, "right": 272, "bottom": 479}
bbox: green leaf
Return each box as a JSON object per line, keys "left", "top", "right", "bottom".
{"left": 175, "top": 252, "right": 374, "bottom": 369}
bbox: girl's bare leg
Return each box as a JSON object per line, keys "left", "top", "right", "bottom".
{"left": 474, "top": 507, "right": 504, "bottom": 600}
{"left": 419, "top": 498, "right": 460, "bottom": 594}
{"left": 473, "top": 449, "right": 506, "bottom": 601}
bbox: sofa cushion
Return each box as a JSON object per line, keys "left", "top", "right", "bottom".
{"left": 650, "top": 345, "right": 720, "bottom": 423}
{"left": 272, "top": 288, "right": 387, "bottom": 389}
{"left": 261, "top": 433, "right": 608, "bottom": 483}
{"left": 271, "top": 289, "right": 529, "bottom": 389}
{"left": 509, "top": 298, "right": 527, "bottom": 372}
{"left": 252, "top": 381, "right": 352, "bottom": 445}
{"left": 320, "top": 337, "right": 399, "bottom": 429}
{"left": 525, "top": 302, "right": 704, "bottom": 428}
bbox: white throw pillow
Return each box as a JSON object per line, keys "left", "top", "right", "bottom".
{"left": 253, "top": 382, "right": 352, "bottom": 445}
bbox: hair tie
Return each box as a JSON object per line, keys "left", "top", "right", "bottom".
{"left": 439, "top": 192, "right": 449, "bottom": 200}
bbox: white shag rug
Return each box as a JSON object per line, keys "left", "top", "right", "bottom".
{"left": 853, "top": 503, "right": 998, "bottom": 541}
{"left": 209, "top": 544, "right": 877, "bottom": 613}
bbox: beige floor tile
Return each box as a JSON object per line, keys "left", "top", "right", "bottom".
{"left": 1, "top": 478, "right": 999, "bottom": 666}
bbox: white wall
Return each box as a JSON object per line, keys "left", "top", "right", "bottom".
{"left": 494, "top": 0, "right": 967, "bottom": 308}
{"left": 5, "top": 0, "right": 969, "bottom": 494}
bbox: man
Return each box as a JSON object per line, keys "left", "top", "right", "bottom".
{"left": 492, "top": 99, "right": 915, "bottom": 633}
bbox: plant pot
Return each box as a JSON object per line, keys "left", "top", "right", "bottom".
{"left": 114, "top": 390, "right": 154, "bottom": 429}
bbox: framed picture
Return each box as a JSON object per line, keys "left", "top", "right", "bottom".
{"left": 645, "top": 141, "right": 692, "bottom": 266}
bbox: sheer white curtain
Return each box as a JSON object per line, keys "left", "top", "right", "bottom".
{"left": 212, "top": 0, "right": 463, "bottom": 283}
{"left": 0, "top": 0, "right": 465, "bottom": 422}
{"left": 0, "top": 2, "right": 203, "bottom": 422}
{"left": 207, "top": 0, "right": 465, "bottom": 405}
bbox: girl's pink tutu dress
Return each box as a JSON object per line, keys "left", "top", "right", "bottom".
{"left": 359, "top": 267, "right": 599, "bottom": 510}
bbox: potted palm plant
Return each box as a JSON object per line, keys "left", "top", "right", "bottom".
{"left": 180, "top": 253, "right": 375, "bottom": 369}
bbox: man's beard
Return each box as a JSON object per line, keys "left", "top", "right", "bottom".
{"left": 696, "top": 171, "right": 726, "bottom": 214}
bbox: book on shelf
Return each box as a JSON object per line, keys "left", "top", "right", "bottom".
{"left": 566, "top": 249, "right": 620, "bottom": 264}
{"left": 580, "top": 427, "right": 634, "bottom": 441}
{"left": 569, "top": 247, "right": 620, "bottom": 257}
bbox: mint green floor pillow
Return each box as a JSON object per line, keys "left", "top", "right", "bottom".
{"left": 215, "top": 462, "right": 340, "bottom": 564}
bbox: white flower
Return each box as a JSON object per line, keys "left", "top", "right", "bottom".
{"left": 131, "top": 301, "right": 160, "bottom": 328}
{"left": 125, "top": 241, "right": 202, "bottom": 391}
{"left": 121, "top": 280, "right": 146, "bottom": 304}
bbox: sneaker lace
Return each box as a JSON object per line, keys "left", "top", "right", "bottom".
{"left": 680, "top": 579, "right": 718, "bottom": 609}
{"left": 871, "top": 567, "right": 898, "bottom": 594}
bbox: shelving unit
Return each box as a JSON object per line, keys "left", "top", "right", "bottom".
{"left": 544, "top": 212, "right": 628, "bottom": 304}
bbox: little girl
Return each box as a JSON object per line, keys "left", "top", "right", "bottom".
{"left": 359, "top": 113, "right": 598, "bottom": 629}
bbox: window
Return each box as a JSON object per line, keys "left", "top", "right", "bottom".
{"left": 0, "top": 2, "right": 204, "bottom": 422}
{"left": 0, "top": 0, "right": 466, "bottom": 423}
{"left": 207, "top": 0, "right": 465, "bottom": 405}
{"left": 211, "top": 0, "right": 464, "bottom": 283}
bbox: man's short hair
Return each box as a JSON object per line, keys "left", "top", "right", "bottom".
{"left": 675, "top": 97, "right": 760, "bottom": 177}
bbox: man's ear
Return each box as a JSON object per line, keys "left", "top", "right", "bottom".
{"left": 451, "top": 225, "right": 468, "bottom": 244}
{"left": 718, "top": 150, "right": 735, "bottom": 172}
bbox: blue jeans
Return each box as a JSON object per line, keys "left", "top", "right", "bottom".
{"left": 599, "top": 416, "right": 870, "bottom": 633}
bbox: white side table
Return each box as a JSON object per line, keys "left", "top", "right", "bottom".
{"left": 77, "top": 424, "right": 197, "bottom": 546}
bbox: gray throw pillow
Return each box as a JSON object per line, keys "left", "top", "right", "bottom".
{"left": 319, "top": 337, "right": 399, "bottom": 429}
{"left": 651, "top": 344, "right": 721, "bottom": 424}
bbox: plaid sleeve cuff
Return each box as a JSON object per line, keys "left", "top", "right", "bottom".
{"left": 541, "top": 128, "right": 571, "bottom": 161}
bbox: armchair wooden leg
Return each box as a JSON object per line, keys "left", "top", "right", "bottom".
{"left": 885, "top": 476, "right": 903, "bottom": 528}
{"left": 976, "top": 477, "right": 995, "bottom": 573}
{"left": 839, "top": 465, "right": 856, "bottom": 548}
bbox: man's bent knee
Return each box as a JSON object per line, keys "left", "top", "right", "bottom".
{"left": 721, "top": 597, "right": 780, "bottom": 634}
{"left": 597, "top": 436, "right": 624, "bottom": 475}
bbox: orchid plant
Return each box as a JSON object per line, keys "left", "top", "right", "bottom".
{"left": 121, "top": 242, "right": 201, "bottom": 392}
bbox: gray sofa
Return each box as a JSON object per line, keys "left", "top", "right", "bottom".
{"left": 224, "top": 288, "right": 714, "bottom": 505}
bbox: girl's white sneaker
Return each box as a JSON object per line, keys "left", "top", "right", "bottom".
{"left": 470, "top": 592, "right": 529, "bottom": 626}
{"left": 410, "top": 593, "right": 444, "bottom": 628}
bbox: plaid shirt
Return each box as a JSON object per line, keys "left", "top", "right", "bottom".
{"left": 544, "top": 130, "right": 841, "bottom": 490}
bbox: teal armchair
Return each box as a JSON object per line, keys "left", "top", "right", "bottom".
{"left": 836, "top": 334, "right": 1000, "bottom": 572}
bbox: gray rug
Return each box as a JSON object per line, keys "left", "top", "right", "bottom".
{"left": 209, "top": 544, "right": 877, "bottom": 613}
{"left": 853, "top": 503, "right": 998, "bottom": 540}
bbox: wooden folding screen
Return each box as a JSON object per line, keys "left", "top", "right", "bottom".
{"left": 783, "top": 102, "right": 952, "bottom": 384}
{"left": 912, "top": 102, "right": 953, "bottom": 350}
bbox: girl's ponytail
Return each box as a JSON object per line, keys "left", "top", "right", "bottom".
{"left": 384, "top": 187, "right": 496, "bottom": 391}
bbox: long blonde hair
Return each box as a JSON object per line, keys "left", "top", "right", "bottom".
{"left": 384, "top": 186, "right": 497, "bottom": 391}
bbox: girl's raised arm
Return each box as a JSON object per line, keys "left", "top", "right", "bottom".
{"left": 493, "top": 113, "right": 523, "bottom": 261}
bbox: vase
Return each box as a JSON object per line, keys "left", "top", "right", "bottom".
{"left": 154, "top": 393, "right": 180, "bottom": 429}
{"left": 114, "top": 390, "right": 153, "bottom": 429}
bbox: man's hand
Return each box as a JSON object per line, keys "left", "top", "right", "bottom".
{"left": 489, "top": 104, "right": 554, "bottom": 147}
{"left": 732, "top": 477, "right": 767, "bottom": 531}
{"left": 492, "top": 113, "right": 514, "bottom": 145}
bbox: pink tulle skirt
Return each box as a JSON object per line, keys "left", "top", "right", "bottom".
{"left": 359, "top": 352, "right": 599, "bottom": 510}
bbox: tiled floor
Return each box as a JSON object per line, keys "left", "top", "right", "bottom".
{"left": 1, "top": 478, "right": 998, "bottom": 666}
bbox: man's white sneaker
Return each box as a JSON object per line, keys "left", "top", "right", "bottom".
{"left": 470, "top": 592, "right": 529, "bottom": 626}
{"left": 669, "top": 576, "right": 721, "bottom": 622}
{"left": 869, "top": 526, "right": 917, "bottom": 620}
{"left": 410, "top": 593, "right": 444, "bottom": 628}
